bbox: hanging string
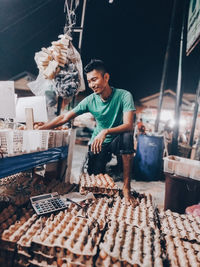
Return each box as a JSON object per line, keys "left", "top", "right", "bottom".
{"left": 64, "top": 0, "right": 80, "bottom": 35}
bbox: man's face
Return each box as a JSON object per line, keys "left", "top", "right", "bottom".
{"left": 86, "top": 70, "right": 109, "bottom": 94}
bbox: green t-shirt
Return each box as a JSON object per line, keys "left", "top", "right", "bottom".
{"left": 73, "top": 88, "right": 136, "bottom": 144}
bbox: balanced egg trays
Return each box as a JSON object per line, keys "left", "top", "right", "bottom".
{"left": 80, "top": 173, "right": 118, "bottom": 195}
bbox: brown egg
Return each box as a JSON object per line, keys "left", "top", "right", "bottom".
{"left": 99, "top": 249, "right": 107, "bottom": 260}
{"left": 100, "top": 174, "right": 108, "bottom": 187}
{"left": 57, "top": 258, "right": 63, "bottom": 267}
{"left": 111, "top": 256, "right": 118, "bottom": 263}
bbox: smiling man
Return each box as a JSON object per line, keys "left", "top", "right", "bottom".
{"left": 39, "top": 59, "right": 136, "bottom": 204}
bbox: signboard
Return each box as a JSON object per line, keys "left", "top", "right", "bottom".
{"left": 0, "top": 81, "right": 16, "bottom": 119}
{"left": 16, "top": 96, "right": 48, "bottom": 123}
{"left": 187, "top": 0, "right": 200, "bottom": 55}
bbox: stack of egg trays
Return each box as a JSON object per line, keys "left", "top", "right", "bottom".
{"left": 96, "top": 220, "right": 165, "bottom": 267}
{"left": 0, "top": 207, "right": 35, "bottom": 267}
{"left": 79, "top": 173, "right": 119, "bottom": 196}
{"left": 30, "top": 212, "right": 102, "bottom": 267}
{"left": 159, "top": 209, "right": 200, "bottom": 266}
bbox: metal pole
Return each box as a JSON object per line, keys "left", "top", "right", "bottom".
{"left": 171, "top": 0, "right": 187, "bottom": 155}
{"left": 154, "top": 0, "right": 178, "bottom": 132}
{"left": 78, "top": 0, "right": 87, "bottom": 51}
{"left": 189, "top": 77, "right": 200, "bottom": 147}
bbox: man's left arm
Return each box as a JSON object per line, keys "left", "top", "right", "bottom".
{"left": 91, "top": 110, "right": 134, "bottom": 154}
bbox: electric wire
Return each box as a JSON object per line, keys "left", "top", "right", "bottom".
{"left": 0, "top": 0, "right": 55, "bottom": 33}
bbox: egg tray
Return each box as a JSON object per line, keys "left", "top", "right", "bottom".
{"left": 17, "top": 216, "right": 48, "bottom": 256}
{"left": 67, "top": 197, "right": 111, "bottom": 231}
{"left": 30, "top": 251, "right": 93, "bottom": 267}
{"left": 0, "top": 206, "right": 34, "bottom": 237}
{"left": 0, "top": 172, "right": 32, "bottom": 187}
{"left": 79, "top": 173, "right": 119, "bottom": 196}
{"left": 0, "top": 247, "right": 17, "bottom": 267}
{"left": 28, "top": 252, "right": 57, "bottom": 267}
{"left": 0, "top": 204, "right": 17, "bottom": 226}
{"left": 164, "top": 235, "right": 200, "bottom": 267}
{"left": 0, "top": 173, "right": 48, "bottom": 207}
{"left": 29, "top": 255, "right": 91, "bottom": 267}
{"left": 0, "top": 211, "right": 37, "bottom": 250}
{"left": 96, "top": 221, "right": 165, "bottom": 267}
{"left": 14, "top": 251, "right": 32, "bottom": 267}
{"left": 31, "top": 213, "right": 102, "bottom": 260}
{"left": 0, "top": 172, "right": 33, "bottom": 205}
{"left": 159, "top": 209, "right": 200, "bottom": 243}
{"left": 109, "top": 194, "right": 156, "bottom": 228}
{"left": 4, "top": 191, "right": 200, "bottom": 267}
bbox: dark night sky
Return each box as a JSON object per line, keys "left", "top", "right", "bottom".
{"left": 0, "top": 0, "right": 200, "bottom": 101}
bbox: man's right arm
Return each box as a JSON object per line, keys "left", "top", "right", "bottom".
{"left": 38, "top": 110, "right": 77, "bottom": 130}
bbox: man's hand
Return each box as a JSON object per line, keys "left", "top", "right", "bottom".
{"left": 123, "top": 186, "right": 138, "bottom": 207}
{"left": 91, "top": 129, "right": 108, "bottom": 154}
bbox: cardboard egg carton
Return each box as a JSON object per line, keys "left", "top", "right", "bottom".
{"left": 0, "top": 204, "right": 17, "bottom": 225}
{"left": 80, "top": 173, "right": 119, "bottom": 196}
{"left": 0, "top": 210, "right": 36, "bottom": 250}
{"left": 109, "top": 194, "right": 156, "bottom": 228}
{"left": 29, "top": 252, "right": 57, "bottom": 267}
{"left": 96, "top": 221, "right": 164, "bottom": 267}
{"left": 0, "top": 247, "right": 17, "bottom": 267}
{"left": 0, "top": 172, "right": 44, "bottom": 207}
{"left": 30, "top": 253, "right": 88, "bottom": 267}
{"left": 14, "top": 251, "right": 32, "bottom": 267}
{"left": 0, "top": 206, "right": 32, "bottom": 232}
{"left": 31, "top": 213, "right": 102, "bottom": 266}
{"left": 160, "top": 209, "right": 200, "bottom": 243}
{"left": 0, "top": 172, "right": 31, "bottom": 187}
{"left": 165, "top": 235, "right": 200, "bottom": 267}
{"left": 17, "top": 217, "right": 47, "bottom": 255}
{"left": 30, "top": 251, "right": 92, "bottom": 267}
{"left": 68, "top": 197, "right": 111, "bottom": 231}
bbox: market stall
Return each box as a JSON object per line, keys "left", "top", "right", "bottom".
{"left": 1, "top": 1, "right": 200, "bottom": 266}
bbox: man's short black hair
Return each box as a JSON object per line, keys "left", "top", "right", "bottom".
{"left": 84, "top": 59, "right": 108, "bottom": 75}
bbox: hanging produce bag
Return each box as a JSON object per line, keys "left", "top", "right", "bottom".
{"left": 28, "top": 33, "right": 85, "bottom": 100}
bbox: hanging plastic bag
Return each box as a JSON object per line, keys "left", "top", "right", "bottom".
{"left": 27, "top": 73, "right": 56, "bottom": 97}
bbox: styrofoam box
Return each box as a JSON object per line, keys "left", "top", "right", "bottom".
{"left": 163, "top": 155, "right": 182, "bottom": 174}
{"left": 175, "top": 157, "right": 200, "bottom": 178}
{"left": 189, "top": 160, "right": 200, "bottom": 181}
{"left": 164, "top": 155, "right": 200, "bottom": 179}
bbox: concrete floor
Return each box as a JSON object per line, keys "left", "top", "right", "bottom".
{"left": 71, "top": 144, "right": 165, "bottom": 209}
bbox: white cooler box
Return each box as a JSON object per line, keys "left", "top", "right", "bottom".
{"left": 163, "top": 155, "right": 200, "bottom": 180}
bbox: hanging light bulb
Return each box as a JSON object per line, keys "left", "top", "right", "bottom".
{"left": 108, "top": 0, "right": 114, "bottom": 3}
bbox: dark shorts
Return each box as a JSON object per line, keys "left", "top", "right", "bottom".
{"left": 87, "top": 132, "right": 134, "bottom": 175}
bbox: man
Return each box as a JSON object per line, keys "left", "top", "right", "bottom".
{"left": 39, "top": 59, "right": 136, "bottom": 204}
